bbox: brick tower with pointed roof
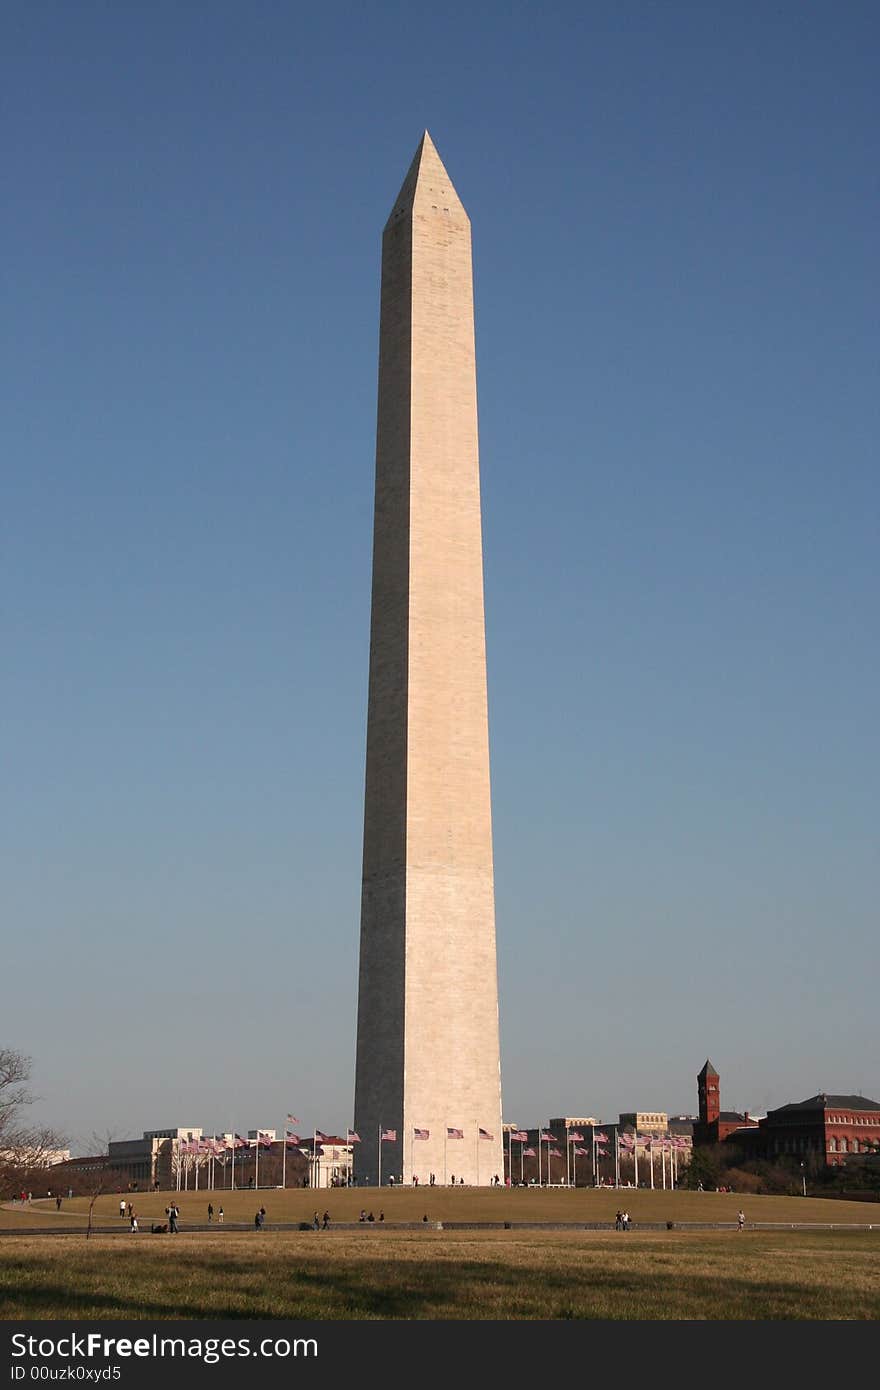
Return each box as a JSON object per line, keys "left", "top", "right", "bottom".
{"left": 698, "top": 1059, "right": 720, "bottom": 1128}
{"left": 353, "top": 134, "right": 503, "bottom": 1187}
{"left": 693, "top": 1059, "right": 759, "bottom": 1147}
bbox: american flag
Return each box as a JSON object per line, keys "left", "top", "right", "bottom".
{"left": 479, "top": 1128, "right": 494, "bottom": 1141}
{"left": 285, "top": 1135, "right": 302, "bottom": 1147}
{"left": 257, "top": 1132, "right": 273, "bottom": 1148}
{"left": 287, "top": 1114, "right": 299, "bottom": 1125}
{"left": 522, "top": 1147, "right": 536, "bottom": 1157}
{"left": 549, "top": 1148, "right": 562, "bottom": 1157}
{"left": 381, "top": 1128, "right": 396, "bottom": 1142}
{"left": 347, "top": 1130, "right": 361, "bottom": 1143}
{"left": 315, "top": 1130, "right": 331, "bottom": 1143}
{"left": 595, "top": 1132, "right": 609, "bottom": 1144}
{"left": 574, "top": 1146, "right": 589, "bottom": 1156}
{"left": 510, "top": 1131, "right": 529, "bottom": 1143}
{"left": 447, "top": 1127, "right": 464, "bottom": 1140}
{"left": 413, "top": 1128, "right": 429, "bottom": 1140}
{"left": 541, "top": 1132, "right": 557, "bottom": 1142}
{"left": 568, "top": 1131, "right": 584, "bottom": 1142}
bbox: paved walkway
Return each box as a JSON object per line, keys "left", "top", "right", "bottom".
{"left": 1, "top": 1212, "right": 877, "bottom": 1236}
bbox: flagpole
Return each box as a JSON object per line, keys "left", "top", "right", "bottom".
{"left": 475, "top": 1123, "right": 479, "bottom": 1188}
{"left": 312, "top": 1128, "right": 317, "bottom": 1190}
{"left": 231, "top": 1140, "right": 235, "bottom": 1191}
{"left": 377, "top": 1124, "right": 382, "bottom": 1190}
{"left": 282, "top": 1120, "right": 287, "bottom": 1192}
{"left": 633, "top": 1134, "right": 638, "bottom": 1189}
{"left": 566, "top": 1128, "right": 570, "bottom": 1188}
{"left": 614, "top": 1130, "right": 620, "bottom": 1189}
{"left": 519, "top": 1139, "right": 523, "bottom": 1184}
{"left": 444, "top": 1129, "right": 447, "bottom": 1186}
{"left": 538, "top": 1130, "right": 542, "bottom": 1187}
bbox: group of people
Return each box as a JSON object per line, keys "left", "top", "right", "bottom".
{"left": 614, "top": 1209, "right": 631, "bottom": 1230}
{"left": 207, "top": 1202, "right": 224, "bottom": 1223}
{"left": 119, "top": 1199, "right": 140, "bottom": 1232}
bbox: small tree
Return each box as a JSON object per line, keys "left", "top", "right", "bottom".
{"left": 82, "top": 1135, "right": 122, "bottom": 1240}
{"left": 0, "top": 1049, "right": 67, "bottom": 1198}
{"left": 683, "top": 1146, "right": 722, "bottom": 1191}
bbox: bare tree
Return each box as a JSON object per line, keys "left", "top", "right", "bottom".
{"left": 0, "top": 1048, "right": 67, "bottom": 1197}
{"left": 82, "top": 1134, "right": 122, "bottom": 1240}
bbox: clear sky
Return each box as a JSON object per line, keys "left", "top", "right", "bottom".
{"left": 3, "top": 2, "right": 877, "bottom": 1151}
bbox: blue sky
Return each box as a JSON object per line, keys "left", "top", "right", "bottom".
{"left": 3, "top": 2, "right": 877, "bottom": 1149}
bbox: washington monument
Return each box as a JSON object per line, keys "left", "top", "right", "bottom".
{"left": 353, "top": 133, "right": 503, "bottom": 1187}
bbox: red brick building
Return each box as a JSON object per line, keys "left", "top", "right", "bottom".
{"left": 738, "top": 1094, "right": 880, "bottom": 1167}
{"left": 692, "top": 1059, "right": 759, "bottom": 1147}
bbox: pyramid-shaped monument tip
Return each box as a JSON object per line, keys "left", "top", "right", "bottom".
{"left": 384, "top": 131, "right": 466, "bottom": 227}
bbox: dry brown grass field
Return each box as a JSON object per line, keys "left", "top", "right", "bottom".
{"left": 0, "top": 1228, "right": 877, "bottom": 1320}
{"left": 1, "top": 1190, "right": 877, "bottom": 1320}
{"left": 1, "top": 1185, "right": 876, "bottom": 1229}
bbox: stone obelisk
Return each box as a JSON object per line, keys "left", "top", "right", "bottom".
{"left": 353, "top": 133, "right": 503, "bottom": 1187}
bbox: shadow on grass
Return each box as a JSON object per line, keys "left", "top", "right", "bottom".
{"left": 2, "top": 1250, "right": 877, "bottom": 1320}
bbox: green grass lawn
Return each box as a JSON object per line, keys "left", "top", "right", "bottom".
{"left": 0, "top": 1227, "right": 877, "bottom": 1320}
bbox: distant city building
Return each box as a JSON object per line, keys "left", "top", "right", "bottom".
{"left": 247, "top": 1129, "right": 276, "bottom": 1142}
{"left": 692, "top": 1060, "right": 758, "bottom": 1146}
{"left": 667, "top": 1115, "right": 697, "bottom": 1139}
{"left": 734, "top": 1093, "right": 880, "bottom": 1167}
{"left": 143, "top": 1127, "right": 202, "bottom": 1142}
{"left": 96, "top": 1126, "right": 208, "bottom": 1187}
{"left": 619, "top": 1112, "right": 668, "bottom": 1134}
{"left": 0, "top": 1146, "right": 71, "bottom": 1168}
{"left": 548, "top": 1116, "right": 598, "bottom": 1133}
{"left": 294, "top": 1136, "right": 353, "bottom": 1188}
